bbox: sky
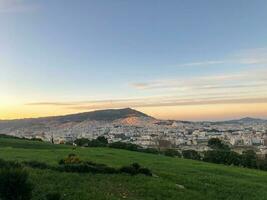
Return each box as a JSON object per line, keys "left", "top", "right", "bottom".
{"left": 1, "top": 0, "right": 267, "bottom": 121}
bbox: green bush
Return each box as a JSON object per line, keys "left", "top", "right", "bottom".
{"left": 0, "top": 168, "right": 33, "bottom": 200}
{"left": 163, "top": 149, "right": 181, "bottom": 157}
{"left": 0, "top": 159, "right": 21, "bottom": 169}
{"left": 241, "top": 150, "right": 257, "bottom": 168}
{"left": 22, "top": 160, "right": 51, "bottom": 170}
{"left": 120, "top": 163, "right": 152, "bottom": 176}
{"left": 59, "top": 154, "right": 81, "bottom": 165}
{"left": 182, "top": 150, "right": 201, "bottom": 160}
{"left": 74, "top": 136, "right": 108, "bottom": 147}
{"left": 208, "top": 138, "right": 230, "bottom": 151}
{"left": 203, "top": 150, "right": 242, "bottom": 166}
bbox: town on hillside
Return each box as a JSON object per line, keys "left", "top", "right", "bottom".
{"left": 1, "top": 109, "right": 267, "bottom": 156}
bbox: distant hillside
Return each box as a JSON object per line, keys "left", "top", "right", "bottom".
{"left": 215, "top": 117, "right": 267, "bottom": 125}
{"left": 0, "top": 108, "right": 152, "bottom": 130}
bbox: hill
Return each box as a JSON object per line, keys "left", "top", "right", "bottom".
{"left": 0, "top": 108, "right": 151, "bottom": 128}
{"left": 0, "top": 137, "right": 267, "bottom": 200}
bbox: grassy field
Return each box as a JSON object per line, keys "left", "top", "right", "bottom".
{"left": 0, "top": 137, "right": 267, "bottom": 200}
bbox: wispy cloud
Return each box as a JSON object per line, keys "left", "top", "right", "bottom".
{"left": 234, "top": 48, "right": 267, "bottom": 65}
{"left": 177, "top": 47, "right": 267, "bottom": 67}
{"left": 0, "top": 0, "right": 39, "bottom": 13}
{"left": 131, "top": 68, "right": 267, "bottom": 91}
{"left": 25, "top": 96, "right": 267, "bottom": 111}
{"left": 177, "top": 60, "right": 225, "bottom": 67}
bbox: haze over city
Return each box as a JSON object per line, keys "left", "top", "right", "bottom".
{"left": 1, "top": 0, "right": 267, "bottom": 120}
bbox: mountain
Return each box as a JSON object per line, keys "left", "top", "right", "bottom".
{"left": 46, "top": 107, "right": 152, "bottom": 123}
{"left": 212, "top": 117, "right": 267, "bottom": 124}
{"left": 218, "top": 117, "right": 267, "bottom": 124}
{"left": 0, "top": 108, "right": 153, "bottom": 132}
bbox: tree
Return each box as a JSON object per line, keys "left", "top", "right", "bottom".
{"left": 74, "top": 138, "right": 90, "bottom": 146}
{"left": 96, "top": 136, "right": 108, "bottom": 144}
{"left": 203, "top": 150, "right": 242, "bottom": 166}
{"left": 241, "top": 150, "right": 257, "bottom": 168}
{"left": 164, "top": 149, "right": 181, "bottom": 157}
{"left": 208, "top": 138, "right": 230, "bottom": 151}
{"left": 0, "top": 168, "right": 33, "bottom": 200}
{"left": 182, "top": 150, "right": 201, "bottom": 160}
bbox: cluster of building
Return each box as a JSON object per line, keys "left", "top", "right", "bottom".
{"left": 2, "top": 116, "right": 267, "bottom": 155}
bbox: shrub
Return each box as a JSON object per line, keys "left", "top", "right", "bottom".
{"left": 163, "top": 149, "right": 181, "bottom": 157}
{"left": 256, "top": 158, "right": 267, "bottom": 170}
{"left": 0, "top": 168, "right": 33, "bottom": 200}
{"left": 108, "top": 142, "right": 141, "bottom": 151}
{"left": 59, "top": 154, "right": 81, "bottom": 165}
{"left": 22, "top": 161, "right": 50, "bottom": 170}
{"left": 96, "top": 136, "right": 108, "bottom": 145}
{"left": 182, "top": 150, "right": 201, "bottom": 160}
{"left": 58, "top": 159, "right": 118, "bottom": 174}
{"left": 74, "top": 138, "right": 90, "bottom": 146}
{"left": 74, "top": 136, "right": 108, "bottom": 147}
{"left": 0, "top": 159, "right": 21, "bottom": 169}
{"left": 141, "top": 148, "right": 159, "bottom": 154}
{"left": 241, "top": 150, "right": 257, "bottom": 168}
{"left": 120, "top": 163, "right": 152, "bottom": 176}
{"left": 138, "top": 167, "right": 152, "bottom": 176}
{"left": 203, "top": 150, "right": 242, "bottom": 166}
{"left": 208, "top": 138, "right": 230, "bottom": 151}
{"left": 120, "top": 165, "right": 139, "bottom": 175}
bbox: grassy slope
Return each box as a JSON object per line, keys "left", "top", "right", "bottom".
{"left": 0, "top": 138, "right": 267, "bottom": 200}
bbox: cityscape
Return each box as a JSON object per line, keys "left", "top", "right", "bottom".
{"left": 1, "top": 108, "right": 267, "bottom": 156}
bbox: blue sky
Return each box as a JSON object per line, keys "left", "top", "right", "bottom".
{"left": 1, "top": 0, "right": 267, "bottom": 120}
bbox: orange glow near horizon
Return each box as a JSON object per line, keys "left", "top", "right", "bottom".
{"left": 1, "top": 102, "right": 267, "bottom": 121}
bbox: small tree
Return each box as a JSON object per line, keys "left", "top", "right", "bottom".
{"left": 241, "top": 150, "right": 257, "bottom": 168}
{"left": 0, "top": 168, "right": 33, "bottom": 200}
{"left": 96, "top": 136, "right": 108, "bottom": 144}
{"left": 208, "top": 138, "right": 230, "bottom": 151}
{"left": 164, "top": 149, "right": 181, "bottom": 157}
{"left": 182, "top": 150, "right": 201, "bottom": 160}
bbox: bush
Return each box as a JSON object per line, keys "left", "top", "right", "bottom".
{"left": 58, "top": 154, "right": 121, "bottom": 174}
{"left": 256, "top": 158, "right": 267, "bottom": 170}
{"left": 46, "top": 192, "right": 62, "bottom": 200}
{"left": 120, "top": 163, "right": 152, "bottom": 176}
{"left": 203, "top": 150, "right": 242, "bottom": 166}
{"left": 0, "top": 159, "right": 21, "bottom": 169}
{"left": 22, "top": 160, "right": 51, "bottom": 170}
{"left": 0, "top": 168, "right": 33, "bottom": 200}
{"left": 74, "top": 136, "right": 108, "bottom": 147}
{"left": 138, "top": 167, "right": 153, "bottom": 176}
{"left": 109, "top": 142, "right": 141, "bottom": 151}
{"left": 59, "top": 154, "right": 81, "bottom": 165}
{"left": 208, "top": 138, "right": 230, "bottom": 151}
{"left": 96, "top": 136, "right": 108, "bottom": 145}
{"left": 182, "top": 150, "right": 201, "bottom": 160}
{"left": 241, "top": 150, "right": 257, "bottom": 168}
{"left": 163, "top": 149, "right": 181, "bottom": 157}
{"left": 141, "top": 148, "right": 159, "bottom": 154}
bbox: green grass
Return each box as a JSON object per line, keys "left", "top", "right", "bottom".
{"left": 1, "top": 138, "right": 267, "bottom": 200}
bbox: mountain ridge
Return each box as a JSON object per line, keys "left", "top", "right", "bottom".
{"left": 0, "top": 108, "right": 153, "bottom": 130}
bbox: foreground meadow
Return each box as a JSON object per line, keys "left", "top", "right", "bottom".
{"left": 0, "top": 137, "right": 267, "bottom": 200}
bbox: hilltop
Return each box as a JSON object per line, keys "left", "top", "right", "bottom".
{"left": 0, "top": 137, "right": 267, "bottom": 200}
